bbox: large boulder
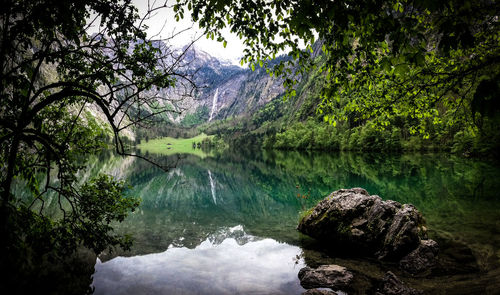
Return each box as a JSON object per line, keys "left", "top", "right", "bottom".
{"left": 298, "top": 264, "right": 353, "bottom": 290}
{"left": 298, "top": 188, "right": 428, "bottom": 260}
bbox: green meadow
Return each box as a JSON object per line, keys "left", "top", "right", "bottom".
{"left": 136, "top": 133, "right": 214, "bottom": 158}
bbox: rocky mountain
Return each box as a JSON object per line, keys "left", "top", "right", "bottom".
{"left": 159, "top": 45, "right": 286, "bottom": 126}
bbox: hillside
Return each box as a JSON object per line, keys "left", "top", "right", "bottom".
{"left": 181, "top": 49, "right": 499, "bottom": 157}
{"left": 131, "top": 43, "right": 499, "bottom": 157}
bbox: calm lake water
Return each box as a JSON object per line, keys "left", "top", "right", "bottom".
{"left": 90, "top": 149, "right": 500, "bottom": 294}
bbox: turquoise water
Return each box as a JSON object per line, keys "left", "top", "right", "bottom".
{"left": 91, "top": 150, "right": 500, "bottom": 294}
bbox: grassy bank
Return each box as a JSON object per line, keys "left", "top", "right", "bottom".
{"left": 136, "top": 133, "right": 214, "bottom": 157}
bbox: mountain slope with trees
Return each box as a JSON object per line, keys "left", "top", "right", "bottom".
{"left": 173, "top": 0, "right": 499, "bottom": 157}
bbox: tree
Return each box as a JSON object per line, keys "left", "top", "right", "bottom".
{"left": 175, "top": 0, "right": 500, "bottom": 137}
{"left": 0, "top": 0, "right": 197, "bottom": 291}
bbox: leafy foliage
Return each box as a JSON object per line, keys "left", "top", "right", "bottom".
{"left": 202, "top": 63, "right": 497, "bottom": 155}
{"left": 176, "top": 0, "right": 500, "bottom": 137}
{"left": 0, "top": 0, "right": 196, "bottom": 291}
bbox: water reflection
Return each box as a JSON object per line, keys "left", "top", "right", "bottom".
{"left": 93, "top": 226, "right": 305, "bottom": 295}
{"left": 90, "top": 150, "right": 500, "bottom": 294}
{"left": 208, "top": 169, "right": 217, "bottom": 204}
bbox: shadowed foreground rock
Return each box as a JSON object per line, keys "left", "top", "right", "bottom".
{"left": 298, "top": 188, "right": 432, "bottom": 261}
{"left": 376, "top": 271, "right": 422, "bottom": 295}
{"left": 298, "top": 264, "right": 353, "bottom": 290}
{"left": 298, "top": 265, "right": 423, "bottom": 295}
{"left": 400, "top": 239, "right": 439, "bottom": 274}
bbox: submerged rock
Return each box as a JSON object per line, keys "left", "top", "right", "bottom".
{"left": 298, "top": 264, "right": 353, "bottom": 290}
{"left": 298, "top": 264, "right": 423, "bottom": 294}
{"left": 298, "top": 188, "right": 428, "bottom": 260}
{"left": 302, "top": 289, "right": 338, "bottom": 295}
{"left": 399, "top": 239, "right": 439, "bottom": 274}
{"left": 376, "top": 271, "right": 422, "bottom": 295}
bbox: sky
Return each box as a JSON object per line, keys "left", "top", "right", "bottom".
{"left": 132, "top": 0, "right": 246, "bottom": 65}
{"left": 86, "top": 1, "right": 311, "bottom": 66}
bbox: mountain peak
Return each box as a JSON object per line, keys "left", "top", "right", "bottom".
{"left": 180, "top": 44, "right": 242, "bottom": 67}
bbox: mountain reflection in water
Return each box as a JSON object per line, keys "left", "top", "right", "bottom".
{"left": 88, "top": 150, "right": 500, "bottom": 294}
{"left": 92, "top": 226, "right": 305, "bottom": 295}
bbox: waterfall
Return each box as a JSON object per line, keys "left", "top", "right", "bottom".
{"left": 208, "top": 170, "right": 217, "bottom": 204}
{"left": 208, "top": 88, "right": 219, "bottom": 122}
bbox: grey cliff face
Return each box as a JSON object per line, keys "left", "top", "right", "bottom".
{"left": 154, "top": 45, "right": 284, "bottom": 124}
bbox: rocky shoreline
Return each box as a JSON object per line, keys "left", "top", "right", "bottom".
{"left": 296, "top": 188, "right": 440, "bottom": 294}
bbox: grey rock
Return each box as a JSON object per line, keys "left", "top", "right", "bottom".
{"left": 400, "top": 239, "right": 439, "bottom": 274}
{"left": 298, "top": 188, "right": 428, "bottom": 260}
{"left": 376, "top": 271, "right": 422, "bottom": 295}
{"left": 298, "top": 264, "right": 353, "bottom": 290}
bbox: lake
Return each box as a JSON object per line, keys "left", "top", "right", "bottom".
{"left": 90, "top": 149, "right": 500, "bottom": 294}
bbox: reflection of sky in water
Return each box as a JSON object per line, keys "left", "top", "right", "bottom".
{"left": 92, "top": 226, "right": 305, "bottom": 295}
{"left": 90, "top": 151, "right": 500, "bottom": 294}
